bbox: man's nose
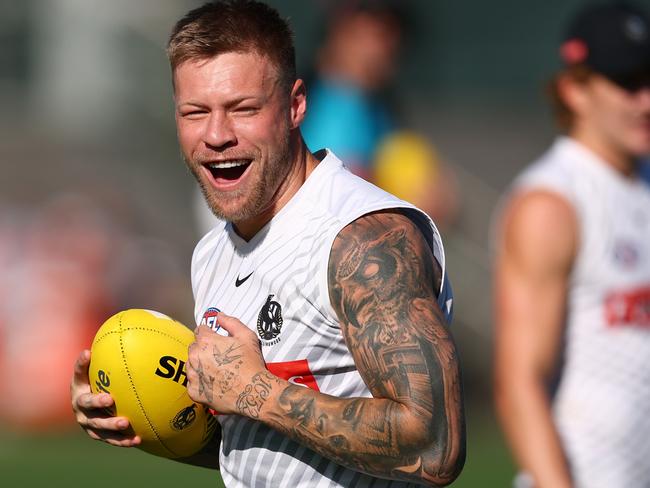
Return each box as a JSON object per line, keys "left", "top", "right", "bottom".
{"left": 203, "top": 112, "right": 237, "bottom": 149}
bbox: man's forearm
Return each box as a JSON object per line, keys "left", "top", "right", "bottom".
{"left": 496, "top": 379, "right": 572, "bottom": 488}
{"left": 241, "top": 370, "right": 461, "bottom": 487}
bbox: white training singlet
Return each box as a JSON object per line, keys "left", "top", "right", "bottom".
{"left": 513, "top": 137, "right": 650, "bottom": 488}
{"left": 191, "top": 150, "right": 452, "bottom": 488}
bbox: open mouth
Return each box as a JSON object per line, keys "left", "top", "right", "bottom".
{"left": 204, "top": 159, "right": 252, "bottom": 185}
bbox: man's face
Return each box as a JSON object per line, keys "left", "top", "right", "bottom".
{"left": 174, "top": 52, "right": 297, "bottom": 228}
{"left": 579, "top": 74, "right": 650, "bottom": 157}
{"left": 332, "top": 13, "right": 401, "bottom": 91}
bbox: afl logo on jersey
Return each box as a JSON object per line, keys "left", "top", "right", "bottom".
{"left": 200, "top": 307, "right": 221, "bottom": 332}
{"left": 257, "top": 294, "right": 283, "bottom": 345}
{"left": 613, "top": 239, "right": 640, "bottom": 269}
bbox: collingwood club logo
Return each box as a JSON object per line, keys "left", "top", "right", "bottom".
{"left": 257, "top": 294, "right": 283, "bottom": 345}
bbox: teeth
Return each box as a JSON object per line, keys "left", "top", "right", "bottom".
{"left": 208, "top": 160, "right": 249, "bottom": 169}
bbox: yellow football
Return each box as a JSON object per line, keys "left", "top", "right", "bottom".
{"left": 89, "top": 309, "right": 217, "bottom": 458}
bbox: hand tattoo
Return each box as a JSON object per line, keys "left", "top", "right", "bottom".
{"left": 210, "top": 343, "right": 245, "bottom": 399}
{"left": 236, "top": 371, "right": 279, "bottom": 419}
{"left": 195, "top": 356, "right": 215, "bottom": 404}
{"left": 212, "top": 343, "right": 243, "bottom": 366}
{"left": 216, "top": 369, "right": 241, "bottom": 399}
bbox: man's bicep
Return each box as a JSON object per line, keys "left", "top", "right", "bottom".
{"left": 494, "top": 191, "right": 577, "bottom": 379}
{"left": 328, "top": 209, "right": 443, "bottom": 323}
{"left": 327, "top": 210, "right": 464, "bottom": 460}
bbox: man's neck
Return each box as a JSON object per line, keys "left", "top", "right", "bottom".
{"left": 570, "top": 130, "right": 638, "bottom": 178}
{"left": 233, "top": 138, "right": 320, "bottom": 241}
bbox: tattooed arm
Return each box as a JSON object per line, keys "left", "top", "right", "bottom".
{"left": 187, "top": 211, "right": 465, "bottom": 486}
{"left": 274, "top": 210, "right": 465, "bottom": 485}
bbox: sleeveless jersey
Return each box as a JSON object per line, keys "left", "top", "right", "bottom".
{"left": 191, "top": 151, "right": 452, "bottom": 488}
{"left": 512, "top": 137, "right": 650, "bottom": 488}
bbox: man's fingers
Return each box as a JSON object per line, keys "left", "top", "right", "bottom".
{"left": 103, "top": 435, "right": 142, "bottom": 448}
{"left": 195, "top": 323, "right": 221, "bottom": 347}
{"left": 194, "top": 324, "right": 214, "bottom": 339}
{"left": 195, "top": 312, "right": 249, "bottom": 338}
{"left": 76, "top": 391, "right": 114, "bottom": 410}
{"left": 72, "top": 350, "right": 91, "bottom": 386}
{"left": 187, "top": 341, "right": 200, "bottom": 369}
{"left": 216, "top": 313, "right": 246, "bottom": 336}
{"left": 86, "top": 428, "right": 142, "bottom": 447}
{"left": 84, "top": 414, "right": 131, "bottom": 432}
{"left": 79, "top": 412, "right": 140, "bottom": 447}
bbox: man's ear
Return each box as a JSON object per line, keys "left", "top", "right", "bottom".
{"left": 289, "top": 79, "right": 307, "bottom": 129}
{"left": 558, "top": 73, "right": 590, "bottom": 118}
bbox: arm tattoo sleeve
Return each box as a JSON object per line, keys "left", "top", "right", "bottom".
{"left": 265, "top": 211, "right": 465, "bottom": 486}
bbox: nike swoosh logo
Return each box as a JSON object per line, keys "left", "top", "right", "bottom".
{"left": 235, "top": 271, "right": 254, "bottom": 287}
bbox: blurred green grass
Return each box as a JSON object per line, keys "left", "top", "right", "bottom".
{"left": 0, "top": 408, "right": 513, "bottom": 487}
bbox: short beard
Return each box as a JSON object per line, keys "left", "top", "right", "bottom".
{"left": 184, "top": 140, "right": 292, "bottom": 225}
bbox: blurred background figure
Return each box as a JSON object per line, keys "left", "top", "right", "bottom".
{"left": 301, "top": 0, "right": 461, "bottom": 233}
{"left": 301, "top": 0, "right": 403, "bottom": 179}
{"left": 493, "top": 3, "right": 650, "bottom": 488}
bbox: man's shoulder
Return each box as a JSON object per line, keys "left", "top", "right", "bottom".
{"left": 516, "top": 139, "right": 577, "bottom": 184}
{"left": 500, "top": 189, "right": 578, "bottom": 272}
{"left": 312, "top": 151, "right": 416, "bottom": 223}
{"left": 505, "top": 138, "right": 587, "bottom": 217}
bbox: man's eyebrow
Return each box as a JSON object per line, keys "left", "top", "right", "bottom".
{"left": 176, "top": 101, "right": 207, "bottom": 109}
{"left": 223, "top": 95, "right": 262, "bottom": 108}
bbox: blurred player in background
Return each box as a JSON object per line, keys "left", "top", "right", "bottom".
{"left": 301, "top": 0, "right": 403, "bottom": 179}
{"left": 493, "top": 3, "right": 650, "bottom": 487}
{"left": 71, "top": 1, "right": 465, "bottom": 486}
{"left": 301, "top": 1, "right": 460, "bottom": 231}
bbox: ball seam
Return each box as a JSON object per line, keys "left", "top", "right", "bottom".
{"left": 93, "top": 326, "right": 191, "bottom": 347}
{"left": 118, "top": 314, "right": 180, "bottom": 458}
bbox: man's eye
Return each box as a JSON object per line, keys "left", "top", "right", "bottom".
{"left": 235, "top": 106, "right": 259, "bottom": 114}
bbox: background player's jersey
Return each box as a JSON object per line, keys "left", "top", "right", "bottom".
{"left": 513, "top": 137, "right": 650, "bottom": 488}
{"left": 191, "top": 151, "right": 452, "bottom": 488}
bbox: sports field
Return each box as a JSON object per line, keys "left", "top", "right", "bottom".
{"left": 0, "top": 408, "right": 513, "bottom": 487}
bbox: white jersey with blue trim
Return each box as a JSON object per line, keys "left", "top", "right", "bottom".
{"left": 191, "top": 150, "right": 453, "bottom": 488}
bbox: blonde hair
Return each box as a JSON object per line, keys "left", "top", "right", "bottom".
{"left": 167, "top": 1, "right": 296, "bottom": 92}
